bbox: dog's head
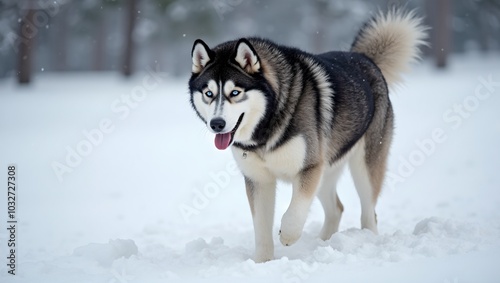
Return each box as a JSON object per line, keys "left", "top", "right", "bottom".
{"left": 188, "top": 38, "right": 270, "bottom": 150}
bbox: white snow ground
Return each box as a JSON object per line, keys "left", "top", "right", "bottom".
{"left": 0, "top": 54, "right": 499, "bottom": 283}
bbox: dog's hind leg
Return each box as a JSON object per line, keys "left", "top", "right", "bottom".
{"left": 349, "top": 139, "right": 381, "bottom": 234}
{"left": 345, "top": 61, "right": 394, "bottom": 234}
{"left": 349, "top": 90, "right": 394, "bottom": 234}
{"left": 317, "top": 162, "right": 346, "bottom": 241}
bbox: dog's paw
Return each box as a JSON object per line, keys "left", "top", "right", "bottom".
{"left": 279, "top": 228, "right": 302, "bottom": 246}
{"left": 279, "top": 214, "right": 303, "bottom": 246}
{"left": 319, "top": 223, "right": 337, "bottom": 241}
{"left": 254, "top": 249, "right": 273, "bottom": 263}
{"left": 254, "top": 254, "right": 273, "bottom": 263}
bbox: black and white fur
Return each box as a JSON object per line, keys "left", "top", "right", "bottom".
{"left": 188, "top": 9, "right": 427, "bottom": 263}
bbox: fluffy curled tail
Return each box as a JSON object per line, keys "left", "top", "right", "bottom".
{"left": 351, "top": 9, "right": 428, "bottom": 87}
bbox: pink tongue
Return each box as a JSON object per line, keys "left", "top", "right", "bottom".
{"left": 214, "top": 133, "right": 232, "bottom": 150}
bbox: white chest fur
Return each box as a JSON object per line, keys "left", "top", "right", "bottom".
{"left": 232, "top": 135, "right": 307, "bottom": 182}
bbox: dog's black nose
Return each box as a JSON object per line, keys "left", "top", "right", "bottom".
{"left": 210, "top": 118, "right": 226, "bottom": 132}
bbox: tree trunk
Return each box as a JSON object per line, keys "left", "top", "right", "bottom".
{"left": 122, "top": 0, "right": 138, "bottom": 77}
{"left": 17, "top": 6, "right": 37, "bottom": 84}
{"left": 94, "top": 9, "right": 107, "bottom": 71}
{"left": 434, "top": 0, "right": 452, "bottom": 68}
{"left": 53, "top": 3, "right": 68, "bottom": 71}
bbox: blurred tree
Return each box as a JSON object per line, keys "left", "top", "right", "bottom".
{"left": 0, "top": 0, "right": 18, "bottom": 77}
{"left": 17, "top": 1, "right": 37, "bottom": 84}
{"left": 427, "top": 0, "right": 452, "bottom": 68}
{"left": 93, "top": 7, "right": 106, "bottom": 70}
{"left": 122, "top": 0, "right": 138, "bottom": 76}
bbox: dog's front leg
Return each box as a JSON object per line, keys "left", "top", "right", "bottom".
{"left": 245, "top": 176, "right": 276, "bottom": 263}
{"left": 280, "top": 163, "right": 323, "bottom": 246}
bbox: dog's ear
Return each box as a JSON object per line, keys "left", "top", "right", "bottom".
{"left": 192, "top": 39, "right": 214, "bottom": 74}
{"left": 233, "top": 39, "right": 260, "bottom": 74}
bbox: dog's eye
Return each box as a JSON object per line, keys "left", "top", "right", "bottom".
{"left": 205, "top": 90, "right": 214, "bottom": 98}
{"left": 230, "top": 90, "right": 240, "bottom": 97}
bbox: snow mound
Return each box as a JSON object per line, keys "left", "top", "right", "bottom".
{"left": 73, "top": 239, "right": 138, "bottom": 267}
{"left": 184, "top": 237, "right": 249, "bottom": 265}
{"left": 413, "top": 217, "right": 479, "bottom": 238}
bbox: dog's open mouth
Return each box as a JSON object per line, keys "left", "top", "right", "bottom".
{"left": 214, "top": 113, "right": 244, "bottom": 150}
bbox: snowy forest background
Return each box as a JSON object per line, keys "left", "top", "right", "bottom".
{"left": 0, "top": 0, "right": 499, "bottom": 81}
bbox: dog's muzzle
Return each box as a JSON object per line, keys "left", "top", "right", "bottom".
{"left": 212, "top": 114, "right": 244, "bottom": 150}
